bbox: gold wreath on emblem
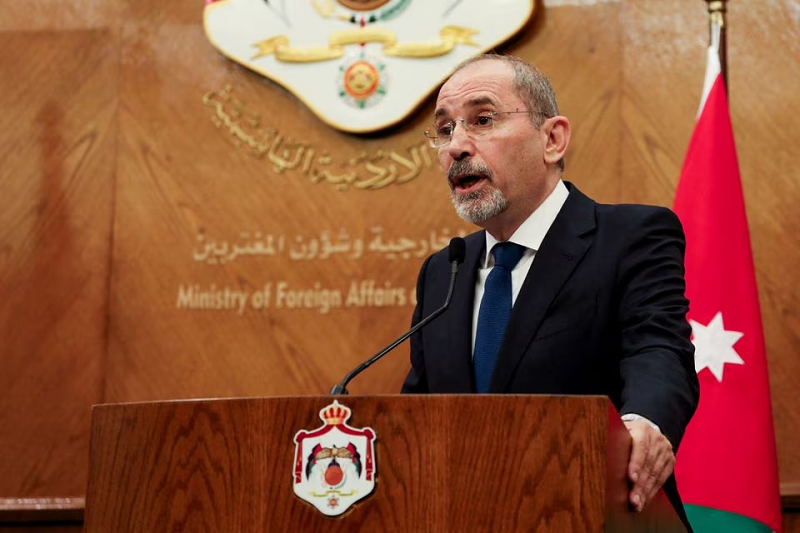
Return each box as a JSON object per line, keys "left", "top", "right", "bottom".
{"left": 252, "top": 26, "right": 478, "bottom": 62}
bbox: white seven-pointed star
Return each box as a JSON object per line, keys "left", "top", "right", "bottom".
{"left": 690, "top": 311, "right": 745, "bottom": 382}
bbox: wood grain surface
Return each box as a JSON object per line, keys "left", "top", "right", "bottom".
{"left": 0, "top": 0, "right": 798, "bottom": 530}
{"left": 84, "top": 395, "right": 681, "bottom": 532}
{"left": 0, "top": 28, "right": 116, "bottom": 497}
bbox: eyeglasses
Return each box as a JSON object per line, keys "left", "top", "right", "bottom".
{"left": 424, "top": 110, "right": 548, "bottom": 148}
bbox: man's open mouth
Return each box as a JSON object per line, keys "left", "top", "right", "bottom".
{"left": 452, "top": 174, "right": 487, "bottom": 193}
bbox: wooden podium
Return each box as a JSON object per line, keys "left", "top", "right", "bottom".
{"left": 84, "top": 395, "right": 685, "bottom": 532}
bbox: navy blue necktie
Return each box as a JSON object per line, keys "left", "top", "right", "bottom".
{"left": 473, "top": 242, "right": 526, "bottom": 393}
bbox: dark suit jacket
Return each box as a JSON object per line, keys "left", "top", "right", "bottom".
{"left": 402, "top": 183, "right": 699, "bottom": 527}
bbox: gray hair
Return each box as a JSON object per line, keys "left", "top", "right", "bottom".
{"left": 449, "top": 54, "right": 565, "bottom": 171}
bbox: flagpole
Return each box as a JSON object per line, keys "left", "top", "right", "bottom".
{"left": 705, "top": 0, "right": 728, "bottom": 93}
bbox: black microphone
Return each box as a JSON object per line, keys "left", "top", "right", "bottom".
{"left": 330, "top": 237, "right": 466, "bottom": 395}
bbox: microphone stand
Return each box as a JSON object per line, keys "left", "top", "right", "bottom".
{"left": 330, "top": 256, "right": 461, "bottom": 395}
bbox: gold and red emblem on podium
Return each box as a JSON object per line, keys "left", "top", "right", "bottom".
{"left": 292, "top": 401, "right": 376, "bottom": 515}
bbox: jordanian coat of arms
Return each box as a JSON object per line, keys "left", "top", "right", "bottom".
{"left": 203, "top": 0, "right": 535, "bottom": 132}
{"left": 292, "top": 401, "right": 376, "bottom": 516}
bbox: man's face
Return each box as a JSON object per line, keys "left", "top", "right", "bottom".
{"left": 434, "top": 60, "right": 551, "bottom": 234}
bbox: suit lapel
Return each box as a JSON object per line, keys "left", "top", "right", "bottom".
{"left": 441, "top": 232, "right": 484, "bottom": 392}
{"left": 489, "top": 184, "right": 597, "bottom": 392}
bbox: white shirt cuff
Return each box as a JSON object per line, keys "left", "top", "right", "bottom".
{"left": 621, "top": 413, "right": 661, "bottom": 433}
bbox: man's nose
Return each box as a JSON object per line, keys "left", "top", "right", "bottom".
{"left": 446, "top": 122, "right": 475, "bottom": 160}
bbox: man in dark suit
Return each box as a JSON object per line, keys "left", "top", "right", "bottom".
{"left": 402, "top": 54, "right": 699, "bottom": 524}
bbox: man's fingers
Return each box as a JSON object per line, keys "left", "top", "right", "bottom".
{"left": 642, "top": 447, "right": 675, "bottom": 503}
{"left": 625, "top": 424, "right": 649, "bottom": 510}
{"left": 641, "top": 440, "right": 669, "bottom": 490}
{"left": 624, "top": 420, "right": 675, "bottom": 512}
{"left": 626, "top": 425, "right": 648, "bottom": 482}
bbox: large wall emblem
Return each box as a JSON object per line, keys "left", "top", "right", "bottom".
{"left": 292, "top": 401, "right": 377, "bottom": 515}
{"left": 203, "top": 0, "right": 536, "bottom": 132}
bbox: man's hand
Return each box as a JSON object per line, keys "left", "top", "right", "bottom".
{"left": 624, "top": 419, "right": 675, "bottom": 512}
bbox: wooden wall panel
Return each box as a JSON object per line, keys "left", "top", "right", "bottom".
{"left": 620, "top": 0, "right": 704, "bottom": 205}
{"left": 0, "top": 2, "right": 119, "bottom": 31}
{"left": 0, "top": 0, "right": 798, "bottom": 522}
{"left": 516, "top": 3, "right": 624, "bottom": 203}
{"left": 0, "top": 29, "right": 117, "bottom": 496}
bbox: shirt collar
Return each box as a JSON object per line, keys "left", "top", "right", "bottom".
{"left": 483, "top": 180, "right": 569, "bottom": 267}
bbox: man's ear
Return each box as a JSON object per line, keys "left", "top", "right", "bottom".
{"left": 542, "top": 116, "right": 571, "bottom": 166}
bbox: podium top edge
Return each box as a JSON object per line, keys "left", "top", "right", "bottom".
{"left": 91, "top": 394, "right": 613, "bottom": 411}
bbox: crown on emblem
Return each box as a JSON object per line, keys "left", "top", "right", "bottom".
{"left": 320, "top": 401, "right": 351, "bottom": 426}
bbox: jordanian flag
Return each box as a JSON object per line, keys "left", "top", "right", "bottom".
{"left": 672, "top": 28, "right": 783, "bottom": 533}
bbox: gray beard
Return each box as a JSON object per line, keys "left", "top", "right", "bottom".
{"left": 450, "top": 186, "right": 508, "bottom": 224}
